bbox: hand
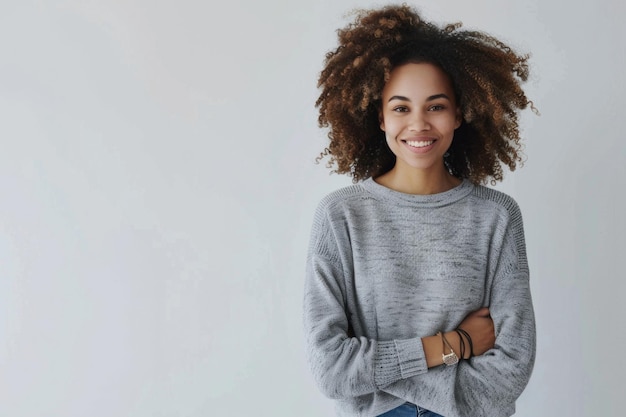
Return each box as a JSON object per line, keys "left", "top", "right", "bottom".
{"left": 458, "top": 307, "right": 495, "bottom": 357}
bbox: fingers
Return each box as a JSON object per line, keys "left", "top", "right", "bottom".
{"left": 471, "top": 307, "right": 491, "bottom": 317}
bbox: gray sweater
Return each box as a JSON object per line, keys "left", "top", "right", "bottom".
{"left": 303, "top": 178, "right": 535, "bottom": 417}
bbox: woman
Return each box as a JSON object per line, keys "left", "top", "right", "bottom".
{"left": 303, "top": 4, "right": 536, "bottom": 417}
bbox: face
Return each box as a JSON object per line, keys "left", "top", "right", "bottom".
{"left": 379, "top": 62, "right": 461, "bottom": 176}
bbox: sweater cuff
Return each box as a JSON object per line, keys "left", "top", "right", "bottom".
{"left": 374, "top": 337, "right": 428, "bottom": 387}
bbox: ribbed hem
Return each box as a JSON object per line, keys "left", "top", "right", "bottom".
{"left": 374, "top": 338, "right": 428, "bottom": 387}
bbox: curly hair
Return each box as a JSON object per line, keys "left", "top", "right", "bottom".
{"left": 316, "top": 4, "right": 535, "bottom": 184}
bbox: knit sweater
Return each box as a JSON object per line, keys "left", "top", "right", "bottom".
{"left": 303, "top": 178, "right": 536, "bottom": 417}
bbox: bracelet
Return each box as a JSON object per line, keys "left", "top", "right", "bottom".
{"left": 437, "top": 332, "right": 459, "bottom": 366}
{"left": 455, "top": 329, "right": 465, "bottom": 361}
{"left": 455, "top": 327, "right": 474, "bottom": 358}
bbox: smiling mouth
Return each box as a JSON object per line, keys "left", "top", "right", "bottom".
{"left": 405, "top": 140, "right": 435, "bottom": 148}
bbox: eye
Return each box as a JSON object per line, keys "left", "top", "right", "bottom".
{"left": 392, "top": 106, "right": 409, "bottom": 113}
{"left": 428, "top": 104, "right": 446, "bottom": 111}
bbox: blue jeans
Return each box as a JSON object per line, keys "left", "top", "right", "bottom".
{"left": 378, "top": 402, "right": 444, "bottom": 417}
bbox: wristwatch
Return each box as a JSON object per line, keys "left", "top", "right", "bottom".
{"left": 438, "top": 332, "right": 459, "bottom": 366}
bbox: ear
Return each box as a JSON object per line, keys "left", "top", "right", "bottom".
{"left": 379, "top": 108, "right": 385, "bottom": 131}
{"left": 454, "top": 107, "right": 462, "bottom": 129}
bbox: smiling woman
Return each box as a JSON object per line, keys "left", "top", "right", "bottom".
{"left": 315, "top": 5, "right": 533, "bottom": 186}
{"left": 304, "top": 4, "right": 537, "bottom": 417}
{"left": 377, "top": 63, "right": 462, "bottom": 195}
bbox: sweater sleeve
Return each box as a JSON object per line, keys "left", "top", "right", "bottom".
{"left": 451, "top": 202, "right": 536, "bottom": 413}
{"left": 303, "top": 204, "right": 428, "bottom": 399}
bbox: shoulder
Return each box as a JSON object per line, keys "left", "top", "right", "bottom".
{"left": 469, "top": 184, "right": 524, "bottom": 224}
{"left": 309, "top": 183, "right": 371, "bottom": 243}
{"left": 308, "top": 183, "right": 369, "bottom": 258}
{"left": 313, "top": 183, "right": 370, "bottom": 219}
{"left": 470, "top": 185, "right": 528, "bottom": 269}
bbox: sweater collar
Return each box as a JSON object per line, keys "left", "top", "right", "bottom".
{"left": 361, "top": 177, "right": 474, "bottom": 207}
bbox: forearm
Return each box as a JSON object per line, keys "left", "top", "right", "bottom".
{"left": 305, "top": 253, "right": 430, "bottom": 398}
{"left": 449, "top": 269, "right": 536, "bottom": 409}
{"left": 422, "top": 330, "right": 469, "bottom": 368}
{"left": 307, "top": 332, "right": 429, "bottom": 398}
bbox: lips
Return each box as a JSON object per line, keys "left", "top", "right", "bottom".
{"left": 400, "top": 138, "right": 437, "bottom": 154}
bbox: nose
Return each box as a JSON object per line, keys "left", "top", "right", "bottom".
{"left": 408, "top": 111, "right": 430, "bottom": 132}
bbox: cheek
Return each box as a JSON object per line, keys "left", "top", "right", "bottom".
{"left": 381, "top": 117, "right": 399, "bottom": 134}
{"left": 440, "top": 117, "right": 459, "bottom": 134}
{"left": 384, "top": 132, "right": 400, "bottom": 155}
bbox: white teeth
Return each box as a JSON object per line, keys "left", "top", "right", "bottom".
{"left": 406, "top": 140, "right": 434, "bottom": 148}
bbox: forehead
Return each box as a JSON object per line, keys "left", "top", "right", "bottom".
{"left": 382, "top": 62, "right": 455, "bottom": 98}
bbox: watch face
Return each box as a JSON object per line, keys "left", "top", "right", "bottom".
{"left": 443, "top": 352, "right": 459, "bottom": 366}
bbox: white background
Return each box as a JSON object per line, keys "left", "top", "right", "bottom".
{"left": 1, "top": 0, "right": 624, "bottom": 416}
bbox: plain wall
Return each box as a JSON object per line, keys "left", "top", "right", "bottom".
{"left": 1, "top": 0, "right": 624, "bottom": 416}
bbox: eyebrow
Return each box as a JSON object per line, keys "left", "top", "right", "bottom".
{"left": 388, "top": 93, "right": 451, "bottom": 103}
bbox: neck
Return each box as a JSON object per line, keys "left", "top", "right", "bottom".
{"left": 375, "top": 164, "right": 461, "bottom": 195}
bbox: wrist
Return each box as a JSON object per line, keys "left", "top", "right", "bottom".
{"left": 445, "top": 331, "right": 467, "bottom": 360}
{"left": 455, "top": 327, "right": 474, "bottom": 359}
{"left": 439, "top": 331, "right": 459, "bottom": 366}
{"left": 422, "top": 330, "right": 468, "bottom": 368}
